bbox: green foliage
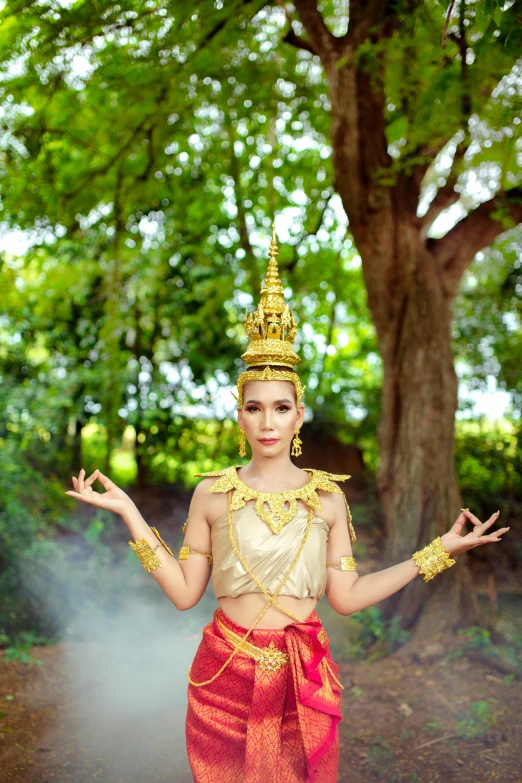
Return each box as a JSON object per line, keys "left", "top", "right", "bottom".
{"left": 2, "top": 630, "right": 47, "bottom": 665}
{"left": 0, "top": 0, "right": 519, "bottom": 491}
{"left": 454, "top": 622, "right": 522, "bottom": 671}
{"left": 0, "top": 1, "right": 520, "bottom": 644}
{"left": 460, "top": 625, "right": 493, "bottom": 651}
{"left": 455, "top": 700, "right": 497, "bottom": 739}
{"left": 343, "top": 606, "right": 411, "bottom": 661}
{"left": 453, "top": 228, "right": 522, "bottom": 419}
{"left": 362, "top": 736, "right": 395, "bottom": 779}
{"left": 454, "top": 419, "right": 522, "bottom": 518}
{"left": 0, "top": 436, "right": 83, "bottom": 636}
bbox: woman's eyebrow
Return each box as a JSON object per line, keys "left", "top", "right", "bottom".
{"left": 245, "top": 399, "right": 293, "bottom": 404}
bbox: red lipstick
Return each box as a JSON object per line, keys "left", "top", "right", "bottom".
{"left": 258, "top": 438, "right": 279, "bottom": 444}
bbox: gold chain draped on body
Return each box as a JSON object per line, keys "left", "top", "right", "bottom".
{"left": 187, "top": 485, "right": 345, "bottom": 689}
{"left": 187, "top": 490, "right": 316, "bottom": 687}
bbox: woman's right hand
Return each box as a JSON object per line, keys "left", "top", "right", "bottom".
{"left": 65, "top": 469, "right": 134, "bottom": 517}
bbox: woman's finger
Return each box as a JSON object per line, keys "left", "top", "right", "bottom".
{"left": 84, "top": 470, "right": 99, "bottom": 488}
{"left": 65, "top": 490, "right": 94, "bottom": 504}
{"left": 447, "top": 512, "right": 468, "bottom": 537}
{"left": 460, "top": 509, "right": 482, "bottom": 527}
{"left": 473, "top": 511, "right": 500, "bottom": 536}
{"left": 94, "top": 470, "right": 117, "bottom": 492}
{"left": 78, "top": 468, "right": 85, "bottom": 493}
{"left": 476, "top": 534, "right": 502, "bottom": 545}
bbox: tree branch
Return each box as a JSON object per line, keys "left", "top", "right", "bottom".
{"left": 293, "top": 0, "right": 337, "bottom": 62}
{"left": 282, "top": 28, "right": 317, "bottom": 56}
{"left": 431, "top": 188, "right": 522, "bottom": 295}
{"left": 419, "top": 139, "right": 468, "bottom": 238}
{"left": 274, "top": 0, "right": 318, "bottom": 55}
{"left": 347, "top": 0, "right": 398, "bottom": 48}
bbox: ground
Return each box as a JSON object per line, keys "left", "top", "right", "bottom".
{"left": 1, "top": 489, "right": 520, "bottom": 782}
{"left": 1, "top": 626, "right": 521, "bottom": 783}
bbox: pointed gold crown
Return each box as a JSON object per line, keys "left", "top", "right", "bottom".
{"left": 241, "top": 224, "right": 300, "bottom": 369}
{"left": 232, "top": 223, "right": 305, "bottom": 408}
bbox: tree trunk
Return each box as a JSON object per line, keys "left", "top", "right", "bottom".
{"left": 336, "top": 179, "right": 486, "bottom": 636}
{"left": 72, "top": 416, "right": 83, "bottom": 475}
{"left": 290, "top": 8, "right": 487, "bottom": 637}
{"left": 102, "top": 172, "right": 125, "bottom": 477}
{"left": 369, "top": 229, "right": 485, "bottom": 633}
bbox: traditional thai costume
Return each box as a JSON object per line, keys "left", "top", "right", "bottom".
{"left": 126, "top": 224, "right": 456, "bottom": 781}
{"left": 181, "top": 227, "right": 357, "bottom": 782}
{"left": 185, "top": 465, "right": 357, "bottom": 783}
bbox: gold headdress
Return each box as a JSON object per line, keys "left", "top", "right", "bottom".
{"left": 232, "top": 224, "right": 306, "bottom": 408}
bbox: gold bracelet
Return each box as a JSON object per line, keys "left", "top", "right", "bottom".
{"left": 411, "top": 536, "right": 456, "bottom": 582}
{"left": 179, "top": 546, "right": 213, "bottom": 567}
{"left": 326, "top": 556, "right": 357, "bottom": 571}
{"left": 128, "top": 538, "right": 162, "bottom": 572}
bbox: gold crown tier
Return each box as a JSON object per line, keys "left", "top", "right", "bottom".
{"left": 241, "top": 224, "right": 299, "bottom": 370}
{"left": 241, "top": 337, "right": 300, "bottom": 369}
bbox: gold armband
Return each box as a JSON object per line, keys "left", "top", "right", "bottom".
{"left": 128, "top": 538, "right": 162, "bottom": 573}
{"left": 326, "top": 556, "right": 357, "bottom": 571}
{"left": 179, "top": 546, "right": 213, "bottom": 567}
{"left": 411, "top": 536, "right": 456, "bottom": 582}
{"left": 343, "top": 495, "right": 357, "bottom": 544}
{"left": 151, "top": 526, "right": 174, "bottom": 556}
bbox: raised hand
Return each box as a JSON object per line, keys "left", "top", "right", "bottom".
{"left": 65, "top": 468, "right": 134, "bottom": 516}
{"left": 440, "top": 508, "right": 510, "bottom": 557}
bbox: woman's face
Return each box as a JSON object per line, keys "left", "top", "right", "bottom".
{"left": 237, "top": 380, "right": 304, "bottom": 458}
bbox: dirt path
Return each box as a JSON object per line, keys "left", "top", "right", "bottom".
{"left": 1, "top": 630, "right": 520, "bottom": 783}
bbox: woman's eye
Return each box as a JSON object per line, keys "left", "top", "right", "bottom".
{"left": 245, "top": 405, "right": 290, "bottom": 412}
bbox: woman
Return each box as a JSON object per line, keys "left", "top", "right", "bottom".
{"left": 66, "top": 226, "right": 508, "bottom": 783}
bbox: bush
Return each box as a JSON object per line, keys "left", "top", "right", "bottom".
{"left": 0, "top": 438, "right": 80, "bottom": 639}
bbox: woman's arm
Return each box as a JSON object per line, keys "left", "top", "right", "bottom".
{"left": 335, "top": 556, "right": 421, "bottom": 616}
{"left": 66, "top": 468, "right": 213, "bottom": 611}
{"left": 325, "top": 492, "right": 508, "bottom": 617}
{"left": 121, "top": 488, "right": 213, "bottom": 611}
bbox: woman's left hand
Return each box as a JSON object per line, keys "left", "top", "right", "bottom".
{"left": 440, "top": 509, "right": 510, "bottom": 557}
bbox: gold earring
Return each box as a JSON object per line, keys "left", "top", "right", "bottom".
{"left": 291, "top": 428, "right": 302, "bottom": 457}
{"left": 239, "top": 428, "right": 246, "bottom": 457}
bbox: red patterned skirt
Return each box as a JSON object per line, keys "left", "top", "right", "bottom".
{"left": 186, "top": 607, "right": 342, "bottom": 782}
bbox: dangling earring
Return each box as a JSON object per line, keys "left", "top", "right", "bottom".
{"left": 291, "top": 428, "right": 302, "bottom": 457}
{"left": 239, "top": 428, "right": 247, "bottom": 457}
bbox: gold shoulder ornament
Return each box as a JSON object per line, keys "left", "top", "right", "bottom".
{"left": 194, "top": 465, "right": 356, "bottom": 542}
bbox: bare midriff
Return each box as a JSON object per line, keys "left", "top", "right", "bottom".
{"left": 218, "top": 593, "right": 318, "bottom": 630}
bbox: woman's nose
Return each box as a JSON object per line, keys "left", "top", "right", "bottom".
{"left": 262, "top": 412, "right": 274, "bottom": 429}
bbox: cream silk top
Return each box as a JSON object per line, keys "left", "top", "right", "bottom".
{"left": 211, "top": 505, "right": 330, "bottom": 600}
{"left": 193, "top": 465, "right": 356, "bottom": 602}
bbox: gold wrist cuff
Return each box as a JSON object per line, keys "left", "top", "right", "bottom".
{"left": 128, "top": 538, "right": 162, "bottom": 572}
{"left": 179, "top": 546, "right": 213, "bottom": 567}
{"left": 411, "top": 536, "right": 456, "bottom": 582}
{"left": 326, "top": 556, "right": 357, "bottom": 571}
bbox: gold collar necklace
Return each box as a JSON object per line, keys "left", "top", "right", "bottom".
{"left": 195, "top": 465, "right": 351, "bottom": 535}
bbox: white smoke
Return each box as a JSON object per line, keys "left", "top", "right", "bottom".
{"left": 18, "top": 535, "right": 218, "bottom": 782}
